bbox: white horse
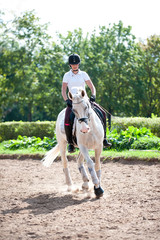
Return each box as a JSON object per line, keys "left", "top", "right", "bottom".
{"left": 42, "top": 87, "right": 104, "bottom": 197}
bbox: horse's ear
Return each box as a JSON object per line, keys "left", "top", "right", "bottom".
{"left": 68, "top": 91, "right": 73, "bottom": 100}
{"left": 81, "top": 90, "right": 85, "bottom": 97}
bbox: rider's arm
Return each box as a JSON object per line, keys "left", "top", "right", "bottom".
{"left": 86, "top": 80, "right": 96, "bottom": 96}
{"left": 61, "top": 82, "right": 68, "bottom": 101}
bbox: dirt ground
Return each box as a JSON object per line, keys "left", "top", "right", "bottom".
{"left": 0, "top": 157, "right": 160, "bottom": 240}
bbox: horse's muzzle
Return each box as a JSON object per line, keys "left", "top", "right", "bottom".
{"left": 80, "top": 121, "right": 90, "bottom": 133}
{"left": 78, "top": 117, "right": 90, "bottom": 133}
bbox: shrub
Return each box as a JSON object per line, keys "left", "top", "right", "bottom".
{"left": 0, "top": 121, "right": 56, "bottom": 142}
{"left": 111, "top": 117, "right": 160, "bottom": 137}
{"left": 107, "top": 126, "right": 159, "bottom": 151}
{"left": 2, "top": 127, "right": 160, "bottom": 151}
{"left": 0, "top": 117, "right": 160, "bottom": 142}
{"left": 131, "top": 136, "right": 160, "bottom": 150}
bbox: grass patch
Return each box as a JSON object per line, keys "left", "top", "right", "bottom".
{"left": 87, "top": 149, "right": 160, "bottom": 161}
{"left": 0, "top": 141, "right": 159, "bottom": 161}
{"left": 102, "top": 149, "right": 160, "bottom": 158}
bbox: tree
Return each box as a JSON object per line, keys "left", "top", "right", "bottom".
{"left": 0, "top": 11, "right": 64, "bottom": 121}
{"left": 138, "top": 35, "right": 160, "bottom": 117}
{"left": 0, "top": 11, "right": 21, "bottom": 120}
{"left": 82, "top": 21, "right": 144, "bottom": 126}
{"left": 11, "top": 11, "right": 52, "bottom": 121}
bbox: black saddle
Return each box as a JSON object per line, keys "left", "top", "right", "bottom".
{"left": 92, "top": 106, "right": 105, "bottom": 127}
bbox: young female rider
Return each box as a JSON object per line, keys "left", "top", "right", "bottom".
{"left": 61, "top": 54, "right": 111, "bottom": 153}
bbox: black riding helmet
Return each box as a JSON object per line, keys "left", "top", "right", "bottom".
{"left": 68, "top": 54, "right": 81, "bottom": 65}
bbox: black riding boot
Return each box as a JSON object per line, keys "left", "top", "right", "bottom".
{"left": 103, "top": 120, "right": 112, "bottom": 148}
{"left": 103, "top": 138, "right": 112, "bottom": 147}
{"left": 64, "top": 125, "right": 75, "bottom": 153}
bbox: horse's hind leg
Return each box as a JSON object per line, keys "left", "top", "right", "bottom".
{"left": 59, "top": 142, "right": 73, "bottom": 190}
{"left": 95, "top": 147, "right": 103, "bottom": 183}
{"left": 77, "top": 152, "right": 89, "bottom": 190}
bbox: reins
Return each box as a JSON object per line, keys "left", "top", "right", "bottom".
{"left": 96, "top": 103, "right": 114, "bottom": 118}
{"left": 72, "top": 98, "right": 114, "bottom": 124}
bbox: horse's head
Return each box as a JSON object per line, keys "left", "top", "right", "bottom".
{"left": 68, "top": 88, "right": 91, "bottom": 134}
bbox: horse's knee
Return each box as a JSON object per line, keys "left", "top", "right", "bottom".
{"left": 86, "top": 158, "right": 94, "bottom": 169}
{"left": 79, "top": 164, "right": 89, "bottom": 182}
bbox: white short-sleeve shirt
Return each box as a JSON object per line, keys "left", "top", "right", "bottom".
{"left": 63, "top": 70, "right": 90, "bottom": 92}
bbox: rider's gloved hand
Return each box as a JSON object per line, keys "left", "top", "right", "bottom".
{"left": 90, "top": 95, "right": 96, "bottom": 102}
{"left": 65, "top": 99, "right": 72, "bottom": 107}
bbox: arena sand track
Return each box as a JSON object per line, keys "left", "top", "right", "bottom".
{"left": 0, "top": 158, "right": 160, "bottom": 240}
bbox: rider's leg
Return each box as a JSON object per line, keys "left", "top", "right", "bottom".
{"left": 92, "top": 102, "right": 112, "bottom": 147}
{"left": 64, "top": 106, "right": 75, "bottom": 153}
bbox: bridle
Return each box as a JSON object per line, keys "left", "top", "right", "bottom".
{"left": 72, "top": 99, "right": 91, "bottom": 124}
{"left": 78, "top": 117, "right": 89, "bottom": 124}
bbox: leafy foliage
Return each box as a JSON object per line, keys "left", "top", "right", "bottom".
{"left": 3, "top": 126, "right": 160, "bottom": 152}
{"left": 131, "top": 137, "right": 160, "bottom": 150}
{"left": 4, "top": 135, "right": 57, "bottom": 150}
{"left": 107, "top": 126, "right": 159, "bottom": 151}
{"left": 111, "top": 117, "right": 160, "bottom": 137}
{"left": 0, "top": 118, "right": 160, "bottom": 143}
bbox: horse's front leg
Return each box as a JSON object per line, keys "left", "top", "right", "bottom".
{"left": 94, "top": 146, "right": 104, "bottom": 197}
{"left": 79, "top": 144, "right": 104, "bottom": 198}
{"left": 79, "top": 145, "right": 100, "bottom": 188}
{"left": 77, "top": 152, "right": 90, "bottom": 190}
{"left": 59, "top": 142, "right": 73, "bottom": 190}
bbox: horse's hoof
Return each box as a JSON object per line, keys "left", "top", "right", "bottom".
{"left": 67, "top": 185, "right": 72, "bottom": 192}
{"left": 94, "top": 186, "right": 104, "bottom": 198}
{"left": 82, "top": 182, "right": 89, "bottom": 191}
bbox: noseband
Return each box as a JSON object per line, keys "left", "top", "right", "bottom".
{"left": 72, "top": 99, "right": 90, "bottom": 124}
{"left": 78, "top": 117, "right": 89, "bottom": 124}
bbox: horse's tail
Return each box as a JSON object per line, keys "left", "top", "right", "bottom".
{"left": 42, "top": 144, "right": 60, "bottom": 167}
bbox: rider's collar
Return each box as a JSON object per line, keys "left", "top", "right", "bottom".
{"left": 70, "top": 69, "right": 81, "bottom": 76}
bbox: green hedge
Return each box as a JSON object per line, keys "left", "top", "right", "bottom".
{"left": 0, "top": 121, "right": 56, "bottom": 142}
{"left": 131, "top": 136, "right": 160, "bottom": 150}
{"left": 0, "top": 117, "right": 160, "bottom": 142}
{"left": 111, "top": 117, "right": 160, "bottom": 137}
